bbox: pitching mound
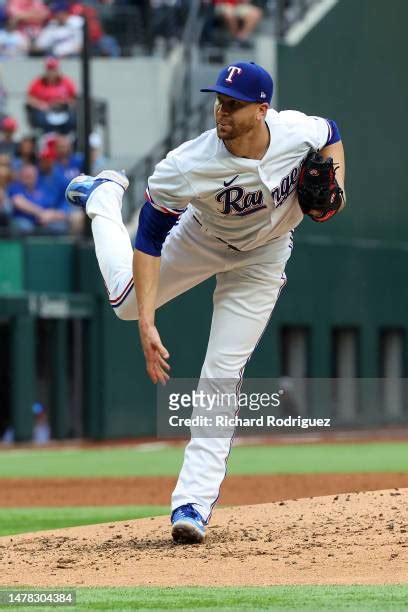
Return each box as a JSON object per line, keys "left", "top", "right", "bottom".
{"left": 1, "top": 489, "right": 407, "bottom": 587}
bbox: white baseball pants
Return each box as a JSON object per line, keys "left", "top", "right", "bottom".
{"left": 87, "top": 181, "right": 293, "bottom": 522}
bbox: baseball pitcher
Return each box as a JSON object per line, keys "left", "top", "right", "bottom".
{"left": 66, "top": 61, "right": 346, "bottom": 544}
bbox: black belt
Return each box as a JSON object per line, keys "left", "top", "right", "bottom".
{"left": 193, "top": 214, "right": 241, "bottom": 251}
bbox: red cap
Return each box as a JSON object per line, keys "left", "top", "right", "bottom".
{"left": 39, "top": 147, "right": 57, "bottom": 161}
{"left": 45, "top": 57, "right": 60, "bottom": 70}
{"left": 1, "top": 116, "right": 17, "bottom": 132}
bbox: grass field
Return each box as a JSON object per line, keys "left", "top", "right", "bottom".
{"left": 0, "top": 506, "right": 168, "bottom": 536}
{"left": 1, "top": 442, "right": 407, "bottom": 478}
{"left": 1, "top": 442, "right": 407, "bottom": 610}
{"left": 1, "top": 586, "right": 408, "bottom": 611}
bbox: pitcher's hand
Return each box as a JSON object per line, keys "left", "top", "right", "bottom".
{"left": 139, "top": 322, "right": 170, "bottom": 384}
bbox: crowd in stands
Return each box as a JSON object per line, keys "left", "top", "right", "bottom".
{"left": 0, "top": 124, "right": 87, "bottom": 235}
{"left": 0, "top": 54, "right": 112, "bottom": 235}
{"left": 0, "top": 1, "right": 305, "bottom": 59}
{"left": 0, "top": 0, "right": 123, "bottom": 58}
{"left": 0, "top": 0, "right": 193, "bottom": 59}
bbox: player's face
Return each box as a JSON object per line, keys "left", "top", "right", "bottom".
{"left": 214, "top": 94, "right": 263, "bottom": 140}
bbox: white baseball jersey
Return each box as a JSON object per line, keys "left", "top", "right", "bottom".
{"left": 147, "top": 109, "right": 332, "bottom": 251}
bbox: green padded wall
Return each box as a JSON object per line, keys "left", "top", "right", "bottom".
{"left": 0, "top": 241, "right": 23, "bottom": 294}
{"left": 246, "top": 237, "right": 408, "bottom": 379}
{"left": 278, "top": 0, "right": 408, "bottom": 242}
{"left": 24, "top": 238, "right": 75, "bottom": 292}
{"left": 90, "top": 236, "right": 408, "bottom": 436}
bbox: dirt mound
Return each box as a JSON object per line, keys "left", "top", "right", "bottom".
{"left": 1, "top": 489, "right": 407, "bottom": 587}
{"left": 3, "top": 473, "right": 408, "bottom": 507}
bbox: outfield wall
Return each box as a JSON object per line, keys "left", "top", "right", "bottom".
{"left": 1, "top": 238, "right": 407, "bottom": 440}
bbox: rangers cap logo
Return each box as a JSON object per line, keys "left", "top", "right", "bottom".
{"left": 225, "top": 66, "right": 243, "bottom": 83}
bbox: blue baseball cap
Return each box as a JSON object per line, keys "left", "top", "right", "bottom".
{"left": 200, "top": 61, "right": 273, "bottom": 104}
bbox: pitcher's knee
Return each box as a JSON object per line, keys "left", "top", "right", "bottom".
{"left": 111, "top": 290, "right": 139, "bottom": 320}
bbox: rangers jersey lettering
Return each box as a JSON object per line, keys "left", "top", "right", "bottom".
{"left": 148, "top": 109, "right": 334, "bottom": 251}
{"left": 215, "top": 184, "right": 266, "bottom": 216}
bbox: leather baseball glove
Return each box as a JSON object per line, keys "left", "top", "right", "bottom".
{"left": 297, "top": 150, "right": 344, "bottom": 222}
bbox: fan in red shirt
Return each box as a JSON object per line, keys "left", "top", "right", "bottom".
{"left": 26, "top": 56, "right": 77, "bottom": 134}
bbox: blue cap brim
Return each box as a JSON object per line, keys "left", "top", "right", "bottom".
{"left": 200, "top": 85, "right": 257, "bottom": 103}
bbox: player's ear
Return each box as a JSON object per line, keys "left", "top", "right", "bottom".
{"left": 257, "top": 103, "right": 269, "bottom": 119}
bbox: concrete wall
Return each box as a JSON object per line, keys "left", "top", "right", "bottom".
{"left": 2, "top": 50, "right": 182, "bottom": 163}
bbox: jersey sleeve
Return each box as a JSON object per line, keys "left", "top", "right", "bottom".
{"left": 278, "top": 110, "right": 341, "bottom": 151}
{"left": 305, "top": 116, "right": 332, "bottom": 150}
{"left": 305, "top": 116, "right": 341, "bottom": 149}
{"left": 147, "top": 152, "right": 193, "bottom": 214}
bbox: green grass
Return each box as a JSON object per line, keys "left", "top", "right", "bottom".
{"left": 1, "top": 586, "right": 408, "bottom": 611}
{"left": 0, "top": 506, "right": 168, "bottom": 537}
{"left": 0, "top": 442, "right": 407, "bottom": 478}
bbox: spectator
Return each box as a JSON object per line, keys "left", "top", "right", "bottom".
{"left": 37, "top": 146, "right": 66, "bottom": 208}
{"left": 7, "top": 163, "right": 69, "bottom": 233}
{"left": 6, "top": 0, "right": 49, "bottom": 43}
{"left": 38, "top": 143, "right": 84, "bottom": 233}
{"left": 68, "top": 1, "right": 120, "bottom": 57}
{"left": 0, "top": 154, "right": 12, "bottom": 186}
{"left": 41, "top": 135, "right": 85, "bottom": 233}
{"left": 0, "top": 186, "right": 12, "bottom": 229}
{"left": 34, "top": 0, "right": 83, "bottom": 57}
{"left": 26, "top": 56, "right": 77, "bottom": 134}
{"left": 0, "top": 17, "right": 29, "bottom": 57}
{"left": 11, "top": 134, "right": 37, "bottom": 171}
{"left": 32, "top": 403, "right": 50, "bottom": 444}
{"left": 0, "top": 116, "right": 18, "bottom": 156}
{"left": 212, "top": 0, "right": 263, "bottom": 47}
{"left": 0, "top": 154, "right": 12, "bottom": 229}
{"left": 54, "top": 133, "right": 83, "bottom": 185}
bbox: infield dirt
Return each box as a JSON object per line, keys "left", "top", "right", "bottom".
{"left": 3, "top": 473, "right": 408, "bottom": 507}
{"left": 1, "top": 489, "right": 407, "bottom": 586}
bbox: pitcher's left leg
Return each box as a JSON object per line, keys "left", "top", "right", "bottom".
{"left": 172, "top": 239, "right": 292, "bottom": 525}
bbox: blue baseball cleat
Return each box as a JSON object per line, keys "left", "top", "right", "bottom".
{"left": 171, "top": 504, "right": 206, "bottom": 544}
{"left": 65, "top": 170, "right": 129, "bottom": 208}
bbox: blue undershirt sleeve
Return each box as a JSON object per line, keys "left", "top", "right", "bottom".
{"left": 325, "top": 119, "right": 341, "bottom": 145}
{"left": 134, "top": 202, "right": 180, "bottom": 257}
